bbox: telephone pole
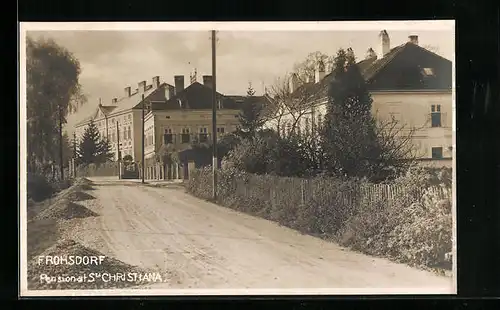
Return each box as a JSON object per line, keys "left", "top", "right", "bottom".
{"left": 116, "top": 123, "right": 121, "bottom": 179}
{"left": 211, "top": 30, "right": 218, "bottom": 201}
{"left": 141, "top": 94, "right": 145, "bottom": 184}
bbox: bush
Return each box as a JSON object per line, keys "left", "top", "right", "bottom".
{"left": 337, "top": 166, "right": 453, "bottom": 268}
{"left": 27, "top": 173, "right": 56, "bottom": 202}
{"left": 223, "top": 134, "right": 316, "bottom": 177}
{"left": 187, "top": 165, "right": 453, "bottom": 270}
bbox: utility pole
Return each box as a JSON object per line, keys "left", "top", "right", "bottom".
{"left": 117, "top": 122, "right": 121, "bottom": 180}
{"left": 211, "top": 30, "right": 218, "bottom": 201}
{"left": 141, "top": 94, "right": 145, "bottom": 184}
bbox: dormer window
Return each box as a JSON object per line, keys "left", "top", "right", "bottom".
{"left": 422, "top": 68, "right": 435, "bottom": 76}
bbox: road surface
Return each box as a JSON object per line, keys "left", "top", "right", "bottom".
{"left": 62, "top": 177, "right": 453, "bottom": 293}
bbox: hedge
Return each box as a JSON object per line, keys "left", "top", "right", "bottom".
{"left": 187, "top": 166, "right": 453, "bottom": 270}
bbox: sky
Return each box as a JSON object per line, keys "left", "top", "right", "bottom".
{"left": 24, "top": 22, "right": 455, "bottom": 130}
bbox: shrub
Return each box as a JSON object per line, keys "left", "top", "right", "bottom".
{"left": 337, "top": 166, "right": 453, "bottom": 268}
{"left": 27, "top": 173, "right": 55, "bottom": 202}
{"left": 187, "top": 165, "right": 453, "bottom": 270}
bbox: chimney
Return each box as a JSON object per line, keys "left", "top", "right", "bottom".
{"left": 408, "top": 35, "right": 419, "bottom": 45}
{"left": 289, "top": 73, "right": 299, "bottom": 93}
{"left": 202, "top": 75, "right": 213, "bottom": 88}
{"left": 124, "top": 86, "right": 131, "bottom": 97}
{"left": 174, "top": 75, "right": 184, "bottom": 95}
{"left": 138, "top": 80, "right": 147, "bottom": 92}
{"left": 112, "top": 98, "right": 118, "bottom": 104}
{"left": 378, "top": 30, "right": 390, "bottom": 59}
{"left": 366, "top": 47, "right": 377, "bottom": 59}
{"left": 152, "top": 76, "right": 160, "bottom": 88}
{"left": 314, "top": 60, "right": 326, "bottom": 84}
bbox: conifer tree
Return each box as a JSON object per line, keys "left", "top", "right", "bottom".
{"left": 76, "top": 120, "right": 113, "bottom": 165}
{"left": 237, "top": 82, "right": 266, "bottom": 140}
{"left": 321, "top": 48, "right": 380, "bottom": 179}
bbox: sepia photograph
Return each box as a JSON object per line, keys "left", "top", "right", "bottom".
{"left": 19, "top": 21, "right": 456, "bottom": 296}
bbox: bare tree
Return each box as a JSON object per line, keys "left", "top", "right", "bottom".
{"left": 266, "top": 75, "right": 318, "bottom": 137}
{"left": 422, "top": 44, "right": 441, "bottom": 56}
{"left": 373, "top": 114, "right": 428, "bottom": 179}
{"left": 292, "top": 51, "right": 334, "bottom": 85}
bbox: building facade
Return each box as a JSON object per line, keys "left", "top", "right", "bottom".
{"left": 265, "top": 31, "right": 453, "bottom": 168}
{"left": 75, "top": 74, "right": 264, "bottom": 180}
{"left": 74, "top": 76, "right": 175, "bottom": 162}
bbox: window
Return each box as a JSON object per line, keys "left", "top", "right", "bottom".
{"left": 431, "top": 147, "right": 443, "bottom": 159}
{"left": 181, "top": 128, "right": 191, "bottom": 143}
{"left": 216, "top": 127, "right": 225, "bottom": 133}
{"left": 165, "top": 116, "right": 171, "bottom": 119}
{"left": 128, "top": 114, "right": 132, "bottom": 120}
{"left": 164, "top": 128, "right": 173, "bottom": 144}
{"left": 148, "top": 135, "right": 154, "bottom": 146}
{"left": 422, "top": 67, "right": 435, "bottom": 76}
{"left": 305, "top": 118, "right": 310, "bottom": 135}
{"left": 127, "top": 126, "right": 131, "bottom": 140}
{"left": 317, "top": 113, "right": 323, "bottom": 128}
{"left": 199, "top": 127, "right": 208, "bottom": 142}
{"left": 431, "top": 104, "right": 442, "bottom": 127}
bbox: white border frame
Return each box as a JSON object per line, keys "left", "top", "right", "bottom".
{"left": 19, "top": 20, "right": 456, "bottom": 297}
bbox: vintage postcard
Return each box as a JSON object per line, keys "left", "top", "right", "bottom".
{"left": 19, "top": 21, "right": 456, "bottom": 296}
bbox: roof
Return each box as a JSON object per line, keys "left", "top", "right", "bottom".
{"left": 163, "top": 82, "right": 240, "bottom": 110}
{"left": 75, "top": 83, "right": 169, "bottom": 127}
{"left": 289, "top": 42, "right": 452, "bottom": 103}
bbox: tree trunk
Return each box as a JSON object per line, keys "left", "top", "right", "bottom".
{"left": 59, "top": 105, "right": 64, "bottom": 181}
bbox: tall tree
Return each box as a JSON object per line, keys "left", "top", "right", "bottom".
{"left": 321, "top": 48, "right": 419, "bottom": 181}
{"left": 26, "top": 36, "right": 86, "bottom": 179}
{"left": 237, "top": 82, "right": 266, "bottom": 140}
{"left": 76, "top": 120, "right": 113, "bottom": 165}
{"left": 321, "top": 48, "right": 380, "bottom": 179}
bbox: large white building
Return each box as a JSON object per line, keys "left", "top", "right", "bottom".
{"left": 265, "top": 31, "right": 453, "bottom": 167}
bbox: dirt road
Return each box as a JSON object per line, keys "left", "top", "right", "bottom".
{"left": 61, "top": 177, "right": 453, "bottom": 292}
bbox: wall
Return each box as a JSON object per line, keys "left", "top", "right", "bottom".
{"left": 144, "top": 111, "right": 156, "bottom": 159}
{"left": 152, "top": 109, "right": 241, "bottom": 149}
{"left": 370, "top": 91, "right": 453, "bottom": 159}
{"left": 263, "top": 91, "right": 453, "bottom": 160}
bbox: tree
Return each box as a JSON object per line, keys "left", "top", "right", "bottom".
{"left": 321, "top": 48, "right": 381, "bottom": 179}
{"left": 236, "top": 82, "right": 266, "bottom": 140}
{"left": 292, "top": 51, "right": 334, "bottom": 85}
{"left": 61, "top": 132, "right": 73, "bottom": 169}
{"left": 76, "top": 120, "right": 113, "bottom": 165}
{"left": 266, "top": 78, "right": 309, "bottom": 137}
{"left": 321, "top": 48, "right": 420, "bottom": 181}
{"left": 26, "top": 36, "right": 87, "bottom": 179}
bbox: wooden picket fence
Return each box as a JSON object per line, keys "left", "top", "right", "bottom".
{"left": 230, "top": 174, "right": 452, "bottom": 209}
